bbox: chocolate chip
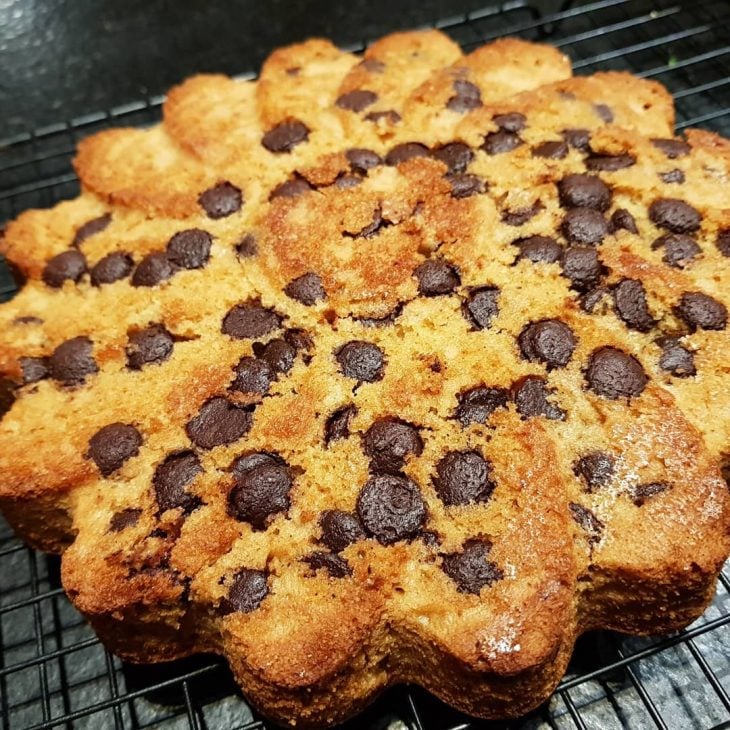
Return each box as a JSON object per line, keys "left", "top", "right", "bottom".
{"left": 324, "top": 405, "right": 357, "bottom": 446}
{"left": 501, "top": 202, "right": 542, "bottom": 226}
{"left": 532, "top": 140, "right": 568, "bottom": 159}
{"left": 49, "top": 336, "right": 98, "bottom": 385}
{"left": 658, "top": 339, "right": 696, "bottom": 377}
{"left": 356, "top": 474, "right": 427, "bottom": 545}
{"left": 462, "top": 287, "right": 499, "bottom": 329}
{"left": 512, "top": 376, "right": 565, "bottom": 420}
{"left": 319, "top": 510, "right": 365, "bottom": 552}
{"left": 336, "top": 89, "right": 377, "bottom": 112}
{"left": 198, "top": 182, "right": 242, "bottom": 219}
{"left": 109, "top": 508, "right": 142, "bottom": 532}
{"left": 284, "top": 328, "right": 313, "bottom": 353}
{"left": 20, "top": 356, "right": 49, "bottom": 384}
{"left": 359, "top": 58, "right": 385, "bottom": 73}
{"left": 561, "top": 208, "right": 608, "bottom": 245}
{"left": 365, "top": 109, "right": 401, "bottom": 124}
{"left": 0, "top": 378, "right": 15, "bottom": 419}
{"left": 518, "top": 319, "right": 577, "bottom": 369}
{"left": 87, "top": 423, "right": 142, "bottom": 477}
{"left": 414, "top": 259, "right": 460, "bottom": 296}
{"left": 231, "top": 357, "right": 274, "bottom": 396}
{"left": 284, "top": 272, "right": 325, "bottom": 305}
{"left": 493, "top": 113, "right": 526, "bottom": 132}
{"left": 569, "top": 503, "right": 604, "bottom": 542}
{"left": 186, "top": 397, "right": 253, "bottom": 449}
{"left": 335, "top": 174, "right": 362, "bottom": 190}
{"left": 236, "top": 234, "right": 257, "bottom": 258}
{"left": 632, "top": 481, "right": 670, "bottom": 506}
{"left": 447, "top": 173, "right": 486, "bottom": 198}
{"left": 609, "top": 209, "right": 638, "bottom": 234}
{"left": 593, "top": 103, "right": 614, "bottom": 123}
{"left": 385, "top": 143, "right": 430, "bottom": 166}
{"left": 431, "top": 143, "right": 474, "bottom": 174}
{"left": 581, "top": 286, "right": 610, "bottom": 314}
{"left": 715, "top": 229, "right": 730, "bottom": 257}
{"left": 153, "top": 451, "right": 203, "bottom": 513}
{"left": 72, "top": 213, "right": 111, "bottom": 247}
{"left": 561, "top": 246, "right": 605, "bottom": 292}
{"left": 660, "top": 169, "right": 685, "bottom": 184}
{"left": 446, "top": 80, "right": 482, "bottom": 113}
{"left": 126, "top": 325, "right": 174, "bottom": 369}
{"left": 131, "top": 252, "right": 174, "bottom": 287}
{"left": 167, "top": 229, "right": 212, "bottom": 269}
{"left": 558, "top": 174, "right": 612, "bottom": 212}
{"left": 482, "top": 130, "right": 522, "bottom": 155}
{"left": 613, "top": 279, "right": 655, "bottom": 332}
{"left": 455, "top": 385, "right": 509, "bottom": 426}
{"left": 222, "top": 302, "right": 282, "bottom": 339}
{"left": 303, "top": 551, "right": 351, "bottom": 578}
{"left": 346, "top": 148, "right": 382, "bottom": 173}
{"left": 349, "top": 208, "right": 388, "bottom": 239}
{"left": 363, "top": 418, "right": 423, "bottom": 474}
{"left": 674, "top": 292, "right": 727, "bottom": 331}
{"left": 42, "top": 250, "right": 87, "bottom": 288}
{"left": 90, "top": 252, "right": 134, "bottom": 286}
{"left": 649, "top": 198, "right": 701, "bottom": 233}
{"left": 256, "top": 338, "right": 296, "bottom": 375}
{"left": 220, "top": 568, "right": 268, "bottom": 614}
{"left": 561, "top": 128, "right": 590, "bottom": 151}
{"left": 336, "top": 341, "right": 385, "bottom": 383}
{"left": 433, "top": 450, "right": 494, "bottom": 506}
{"left": 354, "top": 304, "right": 404, "bottom": 328}
{"left": 514, "top": 236, "right": 562, "bottom": 264}
{"left": 228, "top": 459, "right": 293, "bottom": 529}
{"left": 652, "top": 233, "right": 701, "bottom": 269}
{"left": 270, "top": 177, "right": 314, "bottom": 200}
{"left": 230, "top": 451, "right": 283, "bottom": 477}
{"left": 261, "top": 120, "right": 309, "bottom": 153}
{"left": 441, "top": 539, "right": 503, "bottom": 594}
{"left": 651, "top": 138, "right": 690, "bottom": 159}
{"left": 586, "top": 153, "right": 635, "bottom": 171}
{"left": 573, "top": 452, "right": 615, "bottom": 491}
{"left": 585, "top": 346, "right": 648, "bottom": 399}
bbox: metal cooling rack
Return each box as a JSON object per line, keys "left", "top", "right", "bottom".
{"left": 1, "top": 0, "right": 730, "bottom": 727}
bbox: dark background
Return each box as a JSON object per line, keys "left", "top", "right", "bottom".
{"left": 0, "top": 0, "right": 559, "bottom": 141}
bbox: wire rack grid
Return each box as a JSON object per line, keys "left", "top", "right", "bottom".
{"left": 1, "top": 0, "right": 730, "bottom": 728}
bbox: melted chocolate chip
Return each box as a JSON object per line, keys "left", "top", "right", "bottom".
{"left": 651, "top": 233, "right": 700, "bottom": 269}
{"left": 561, "top": 208, "right": 608, "bottom": 245}
{"left": 514, "top": 235, "right": 562, "bottom": 264}
{"left": 236, "top": 234, "right": 257, "bottom": 258}
{"left": 660, "top": 169, "right": 685, "bottom": 184}
{"left": 518, "top": 319, "right": 577, "bottom": 369}
{"left": 658, "top": 339, "right": 696, "bottom": 377}
{"left": 346, "top": 148, "right": 382, "bottom": 173}
{"left": 72, "top": 213, "right": 112, "bottom": 246}
{"left": 231, "top": 356, "right": 275, "bottom": 396}
{"left": 574, "top": 452, "right": 615, "bottom": 492}
{"left": 433, "top": 450, "right": 494, "bottom": 506}
{"left": 228, "top": 459, "right": 293, "bottom": 529}
{"left": 87, "top": 423, "right": 142, "bottom": 477}
{"left": 0, "top": 378, "right": 15, "bottom": 419}
{"left": 270, "top": 177, "right": 314, "bottom": 200}
{"left": 447, "top": 173, "right": 486, "bottom": 198}
{"left": 284, "top": 272, "right": 325, "bottom": 305}
{"left": 455, "top": 386, "right": 509, "bottom": 426}
{"left": 324, "top": 405, "right": 357, "bottom": 446}
{"left": 613, "top": 279, "right": 655, "bottom": 332}
{"left": 651, "top": 138, "right": 690, "bottom": 159}
{"left": 385, "top": 142, "right": 430, "bottom": 166}
{"left": 186, "top": 397, "right": 253, "bottom": 450}
{"left": 674, "top": 292, "right": 727, "bottom": 331}
{"left": 462, "top": 287, "right": 499, "bottom": 329}
{"left": 336, "top": 341, "right": 385, "bottom": 383}
{"left": 561, "top": 128, "right": 591, "bottom": 151}
{"left": 261, "top": 120, "right": 309, "bottom": 153}
{"left": 335, "top": 173, "right": 362, "bottom": 190}
{"left": 431, "top": 143, "right": 474, "bottom": 174}
{"left": 609, "top": 209, "right": 638, "bottom": 234}
{"left": 363, "top": 419, "right": 423, "bottom": 474}
{"left": 482, "top": 130, "right": 522, "bottom": 155}
{"left": 501, "top": 201, "right": 543, "bottom": 227}
{"left": 532, "top": 140, "right": 568, "bottom": 159}
{"left": 126, "top": 325, "right": 174, "bottom": 369}
{"left": 649, "top": 198, "right": 701, "bottom": 233}
{"left": 90, "top": 252, "right": 134, "bottom": 286}
{"left": 558, "top": 174, "right": 612, "bottom": 212}
{"left": 256, "top": 338, "right": 296, "bottom": 375}
{"left": 414, "top": 259, "right": 460, "bottom": 296}
{"left": 153, "top": 451, "right": 203, "bottom": 513}
{"left": 365, "top": 109, "right": 401, "bottom": 124}
{"left": 198, "top": 182, "right": 242, "bottom": 219}
{"left": 356, "top": 474, "right": 426, "bottom": 545}
{"left": 561, "top": 246, "right": 605, "bottom": 292}
{"left": 49, "top": 336, "right": 98, "bottom": 385}
{"left": 441, "top": 539, "right": 503, "bottom": 594}
{"left": 42, "top": 250, "right": 87, "bottom": 288}
{"left": 220, "top": 568, "right": 268, "bottom": 614}
{"left": 222, "top": 302, "right": 282, "bottom": 339}
{"left": 512, "top": 376, "right": 565, "bottom": 420}
{"left": 493, "top": 113, "right": 526, "bottom": 132}
{"left": 632, "top": 481, "right": 670, "bottom": 506}
{"left": 20, "top": 356, "right": 49, "bottom": 384}
{"left": 593, "top": 103, "right": 614, "bottom": 123}
{"left": 319, "top": 510, "right": 365, "bottom": 552}
{"left": 359, "top": 58, "right": 385, "bottom": 73}
{"left": 446, "top": 79, "right": 482, "bottom": 112}
{"left": 303, "top": 551, "right": 352, "bottom": 578}
{"left": 716, "top": 230, "right": 730, "bottom": 257}
{"left": 585, "top": 153, "right": 636, "bottom": 171}
{"left": 569, "top": 503, "right": 604, "bottom": 542}
{"left": 582, "top": 284, "right": 611, "bottom": 314}
{"left": 131, "top": 252, "right": 174, "bottom": 287}
{"left": 585, "top": 346, "right": 648, "bottom": 399}
{"left": 336, "top": 89, "right": 378, "bottom": 112}
{"left": 109, "top": 508, "right": 142, "bottom": 532}
{"left": 167, "top": 229, "right": 212, "bottom": 269}
{"left": 13, "top": 316, "right": 43, "bottom": 325}
{"left": 284, "top": 328, "right": 313, "bottom": 353}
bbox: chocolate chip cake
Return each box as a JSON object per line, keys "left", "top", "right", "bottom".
{"left": 1, "top": 31, "right": 729, "bottom": 727}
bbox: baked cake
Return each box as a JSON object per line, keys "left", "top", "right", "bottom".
{"left": 0, "top": 31, "right": 729, "bottom": 727}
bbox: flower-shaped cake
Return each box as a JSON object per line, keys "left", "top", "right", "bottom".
{"left": 0, "top": 32, "right": 729, "bottom": 727}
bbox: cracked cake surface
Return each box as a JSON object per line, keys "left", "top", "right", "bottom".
{"left": 0, "top": 30, "right": 729, "bottom": 727}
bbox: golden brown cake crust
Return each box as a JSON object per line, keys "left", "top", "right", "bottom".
{"left": 1, "top": 30, "right": 730, "bottom": 728}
